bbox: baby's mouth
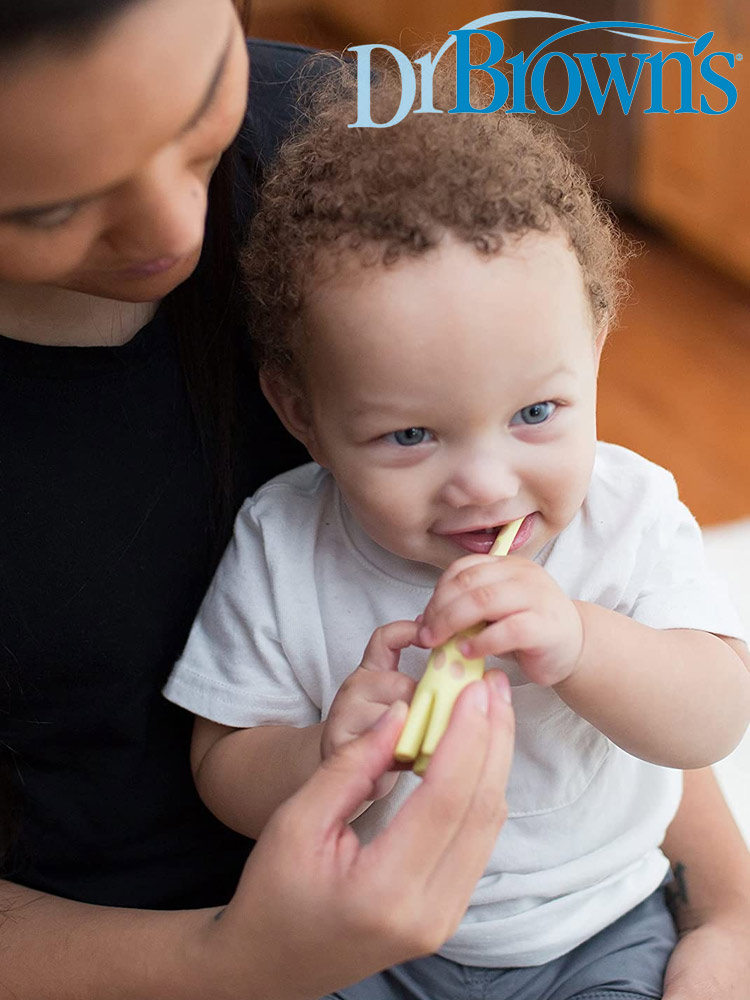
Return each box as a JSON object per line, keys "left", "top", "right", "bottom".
{"left": 472, "top": 526, "right": 501, "bottom": 542}
{"left": 442, "top": 515, "right": 532, "bottom": 556}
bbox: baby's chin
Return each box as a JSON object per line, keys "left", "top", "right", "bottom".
{"left": 404, "top": 538, "right": 472, "bottom": 572}
{"left": 362, "top": 527, "right": 447, "bottom": 571}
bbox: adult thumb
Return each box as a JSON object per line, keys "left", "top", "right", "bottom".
{"left": 286, "top": 701, "right": 408, "bottom": 835}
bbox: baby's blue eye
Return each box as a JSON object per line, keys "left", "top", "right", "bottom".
{"left": 511, "top": 401, "right": 556, "bottom": 426}
{"left": 387, "top": 427, "right": 432, "bottom": 447}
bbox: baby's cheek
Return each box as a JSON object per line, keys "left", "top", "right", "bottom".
{"left": 360, "top": 481, "right": 415, "bottom": 528}
{"left": 545, "top": 443, "right": 594, "bottom": 518}
{"left": 535, "top": 488, "right": 583, "bottom": 543}
{"left": 346, "top": 487, "right": 404, "bottom": 540}
{"left": 340, "top": 467, "right": 432, "bottom": 558}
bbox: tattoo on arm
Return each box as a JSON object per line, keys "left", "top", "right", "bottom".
{"left": 665, "top": 862, "right": 690, "bottom": 926}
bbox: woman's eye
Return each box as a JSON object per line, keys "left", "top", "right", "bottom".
{"left": 11, "top": 203, "right": 80, "bottom": 230}
{"left": 511, "top": 401, "right": 557, "bottom": 426}
{"left": 386, "top": 427, "right": 432, "bottom": 447}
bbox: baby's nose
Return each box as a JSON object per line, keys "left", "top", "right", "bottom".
{"left": 441, "top": 455, "right": 521, "bottom": 508}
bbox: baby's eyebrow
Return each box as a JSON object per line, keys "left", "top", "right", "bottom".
{"left": 341, "top": 363, "right": 579, "bottom": 422}
{"left": 344, "top": 401, "right": 422, "bottom": 420}
{"left": 531, "top": 362, "right": 578, "bottom": 382}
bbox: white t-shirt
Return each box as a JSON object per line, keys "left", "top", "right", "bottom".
{"left": 165, "top": 442, "right": 745, "bottom": 966}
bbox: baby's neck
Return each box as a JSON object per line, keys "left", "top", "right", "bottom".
{"left": 0, "top": 281, "right": 157, "bottom": 347}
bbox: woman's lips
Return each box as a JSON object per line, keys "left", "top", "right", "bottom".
{"left": 441, "top": 513, "right": 535, "bottom": 555}
{"left": 118, "top": 255, "right": 182, "bottom": 279}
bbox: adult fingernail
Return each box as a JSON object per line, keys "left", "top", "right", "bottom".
{"left": 467, "top": 682, "right": 489, "bottom": 715}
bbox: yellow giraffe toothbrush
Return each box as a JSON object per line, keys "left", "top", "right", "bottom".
{"left": 395, "top": 517, "right": 524, "bottom": 775}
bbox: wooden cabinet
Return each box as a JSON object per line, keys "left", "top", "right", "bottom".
{"left": 312, "top": 1, "right": 504, "bottom": 49}
{"left": 504, "top": 0, "right": 643, "bottom": 212}
{"left": 636, "top": 0, "right": 750, "bottom": 283}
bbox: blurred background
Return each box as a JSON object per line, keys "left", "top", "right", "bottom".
{"left": 242, "top": 0, "right": 750, "bottom": 836}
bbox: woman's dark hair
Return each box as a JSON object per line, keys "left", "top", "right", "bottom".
{"left": 0, "top": 1, "right": 145, "bottom": 56}
{"left": 166, "top": 147, "right": 247, "bottom": 555}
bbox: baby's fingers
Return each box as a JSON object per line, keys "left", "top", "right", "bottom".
{"left": 462, "top": 613, "right": 534, "bottom": 659}
{"left": 468, "top": 611, "right": 583, "bottom": 686}
{"left": 360, "top": 620, "right": 424, "bottom": 672}
{"left": 333, "top": 667, "right": 416, "bottom": 724}
{"left": 425, "top": 556, "right": 503, "bottom": 616}
{"left": 421, "top": 580, "right": 531, "bottom": 649}
{"left": 420, "top": 559, "right": 529, "bottom": 642}
{"left": 323, "top": 671, "right": 416, "bottom": 759}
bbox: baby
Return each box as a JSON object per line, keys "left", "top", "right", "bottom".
{"left": 165, "top": 62, "right": 750, "bottom": 1000}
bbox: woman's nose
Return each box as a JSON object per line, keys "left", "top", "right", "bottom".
{"left": 106, "top": 156, "right": 207, "bottom": 263}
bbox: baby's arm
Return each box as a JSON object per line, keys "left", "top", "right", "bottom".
{"left": 191, "top": 718, "right": 326, "bottom": 839}
{"left": 420, "top": 555, "right": 750, "bottom": 769}
{"left": 555, "top": 607, "right": 750, "bottom": 768}
{"left": 191, "top": 620, "right": 419, "bottom": 839}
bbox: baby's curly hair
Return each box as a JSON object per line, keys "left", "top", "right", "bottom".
{"left": 243, "top": 55, "right": 630, "bottom": 384}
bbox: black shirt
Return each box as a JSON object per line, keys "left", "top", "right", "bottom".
{"left": 0, "top": 39, "right": 310, "bottom": 909}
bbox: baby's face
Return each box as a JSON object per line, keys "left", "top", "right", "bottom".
{"left": 295, "top": 232, "right": 605, "bottom": 570}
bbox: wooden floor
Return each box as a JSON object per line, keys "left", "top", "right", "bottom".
{"left": 249, "top": 10, "right": 750, "bottom": 528}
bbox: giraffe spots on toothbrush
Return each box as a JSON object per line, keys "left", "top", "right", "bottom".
{"left": 450, "top": 659, "right": 465, "bottom": 679}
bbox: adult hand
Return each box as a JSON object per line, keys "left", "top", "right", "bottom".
{"left": 198, "top": 669, "right": 515, "bottom": 1000}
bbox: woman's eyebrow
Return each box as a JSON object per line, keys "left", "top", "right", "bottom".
{"left": 180, "top": 26, "right": 235, "bottom": 134}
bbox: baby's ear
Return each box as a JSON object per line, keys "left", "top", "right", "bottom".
{"left": 260, "top": 370, "right": 321, "bottom": 460}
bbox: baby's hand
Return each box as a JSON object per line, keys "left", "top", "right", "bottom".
{"left": 418, "top": 554, "right": 584, "bottom": 688}
{"left": 322, "top": 620, "right": 420, "bottom": 799}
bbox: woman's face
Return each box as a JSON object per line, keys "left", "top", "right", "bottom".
{"left": 0, "top": 0, "right": 248, "bottom": 302}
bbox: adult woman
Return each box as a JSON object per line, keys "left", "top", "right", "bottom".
{"left": 0, "top": 1, "right": 747, "bottom": 997}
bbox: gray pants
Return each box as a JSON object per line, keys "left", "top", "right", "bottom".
{"left": 324, "top": 885, "right": 677, "bottom": 1000}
